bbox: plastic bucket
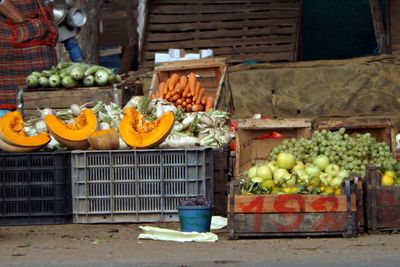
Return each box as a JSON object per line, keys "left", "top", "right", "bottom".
{"left": 177, "top": 206, "right": 213, "bottom": 233}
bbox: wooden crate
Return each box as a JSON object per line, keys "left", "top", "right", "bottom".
{"left": 227, "top": 179, "right": 359, "bottom": 239}
{"left": 364, "top": 165, "right": 400, "bottom": 232}
{"left": 139, "top": 0, "right": 302, "bottom": 71}
{"left": 235, "top": 118, "right": 312, "bottom": 177}
{"left": 149, "top": 57, "right": 234, "bottom": 112}
{"left": 19, "top": 85, "right": 132, "bottom": 119}
{"left": 213, "top": 146, "right": 231, "bottom": 216}
{"left": 313, "top": 116, "right": 396, "bottom": 152}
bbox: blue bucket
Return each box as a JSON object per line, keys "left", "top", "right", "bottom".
{"left": 178, "top": 206, "right": 213, "bottom": 233}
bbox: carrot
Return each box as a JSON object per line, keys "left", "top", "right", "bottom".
{"left": 193, "top": 81, "right": 201, "bottom": 102}
{"left": 169, "top": 73, "right": 180, "bottom": 91}
{"left": 173, "top": 83, "right": 183, "bottom": 94}
{"left": 196, "top": 87, "right": 205, "bottom": 105}
{"left": 186, "top": 92, "right": 192, "bottom": 98}
{"left": 182, "top": 83, "right": 190, "bottom": 98}
{"left": 188, "top": 73, "right": 196, "bottom": 96}
{"left": 186, "top": 104, "right": 192, "bottom": 112}
{"left": 179, "top": 75, "right": 187, "bottom": 89}
{"left": 171, "top": 93, "right": 181, "bottom": 101}
{"left": 185, "top": 98, "right": 192, "bottom": 104}
{"left": 201, "top": 95, "right": 207, "bottom": 105}
{"left": 205, "top": 96, "right": 214, "bottom": 112}
{"left": 149, "top": 93, "right": 156, "bottom": 99}
{"left": 165, "top": 92, "right": 172, "bottom": 101}
{"left": 164, "top": 78, "right": 170, "bottom": 94}
{"left": 158, "top": 83, "right": 165, "bottom": 99}
{"left": 182, "top": 101, "right": 187, "bottom": 108}
{"left": 191, "top": 104, "right": 204, "bottom": 112}
{"left": 176, "top": 105, "right": 183, "bottom": 109}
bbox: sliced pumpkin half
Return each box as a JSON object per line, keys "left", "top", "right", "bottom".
{"left": 45, "top": 108, "right": 97, "bottom": 150}
{"left": 0, "top": 111, "right": 50, "bottom": 147}
{"left": 119, "top": 107, "right": 174, "bottom": 149}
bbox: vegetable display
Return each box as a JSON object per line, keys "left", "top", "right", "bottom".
{"left": 0, "top": 111, "right": 50, "bottom": 153}
{"left": 150, "top": 72, "right": 215, "bottom": 113}
{"left": 119, "top": 107, "right": 175, "bottom": 149}
{"left": 26, "top": 62, "right": 122, "bottom": 89}
{"left": 44, "top": 108, "right": 98, "bottom": 150}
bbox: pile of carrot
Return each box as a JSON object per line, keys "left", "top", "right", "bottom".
{"left": 149, "top": 72, "right": 215, "bottom": 112}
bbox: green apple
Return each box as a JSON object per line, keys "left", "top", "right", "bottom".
{"left": 325, "top": 164, "right": 340, "bottom": 177}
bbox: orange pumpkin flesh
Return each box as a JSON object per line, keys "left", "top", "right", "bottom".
{"left": 0, "top": 111, "right": 50, "bottom": 147}
{"left": 119, "top": 108, "right": 174, "bottom": 149}
{"left": 45, "top": 108, "right": 97, "bottom": 150}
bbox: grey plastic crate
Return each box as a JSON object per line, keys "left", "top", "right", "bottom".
{"left": 71, "top": 148, "right": 213, "bottom": 223}
{"left": 0, "top": 152, "right": 72, "bottom": 225}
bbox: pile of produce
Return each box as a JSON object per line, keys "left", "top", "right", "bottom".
{"left": 380, "top": 163, "right": 400, "bottom": 186}
{"left": 0, "top": 96, "right": 233, "bottom": 153}
{"left": 240, "top": 128, "right": 398, "bottom": 195}
{"left": 26, "top": 62, "right": 122, "bottom": 89}
{"left": 150, "top": 73, "right": 215, "bottom": 113}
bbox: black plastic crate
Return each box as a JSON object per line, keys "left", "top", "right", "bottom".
{"left": 0, "top": 152, "right": 72, "bottom": 225}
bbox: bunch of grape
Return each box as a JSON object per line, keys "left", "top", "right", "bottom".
{"left": 267, "top": 128, "right": 395, "bottom": 176}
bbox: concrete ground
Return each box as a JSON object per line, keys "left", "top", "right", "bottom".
{"left": 1, "top": 223, "right": 400, "bottom": 267}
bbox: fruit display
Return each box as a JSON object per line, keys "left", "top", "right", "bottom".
{"left": 150, "top": 73, "right": 215, "bottom": 113}
{"left": 240, "top": 128, "right": 398, "bottom": 195}
{"left": 380, "top": 163, "right": 400, "bottom": 186}
{"left": 25, "top": 62, "right": 122, "bottom": 89}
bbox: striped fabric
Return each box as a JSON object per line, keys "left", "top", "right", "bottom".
{"left": 0, "top": 0, "right": 57, "bottom": 109}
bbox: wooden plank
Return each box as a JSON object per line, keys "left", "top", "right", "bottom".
{"left": 148, "top": 18, "right": 298, "bottom": 32}
{"left": 231, "top": 194, "right": 356, "bottom": 213}
{"left": 154, "top": 57, "right": 226, "bottom": 71}
{"left": 146, "top": 36, "right": 296, "bottom": 50}
{"left": 238, "top": 118, "right": 312, "bottom": 129}
{"left": 369, "top": 0, "right": 388, "bottom": 54}
{"left": 23, "top": 87, "right": 122, "bottom": 110}
{"left": 150, "top": 3, "right": 299, "bottom": 14}
{"left": 233, "top": 212, "right": 351, "bottom": 233}
{"left": 152, "top": 0, "right": 299, "bottom": 3}
{"left": 148, "top": 10, "right": 299, "bottom": 24}
{"left": 389, "top": 0, "right": 400, "bottom": 54}
{"left": 146, "top": 26, "right": 297, "bottom": 42}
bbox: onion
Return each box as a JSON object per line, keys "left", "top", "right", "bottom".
{"left": 40, "top": 108, "right": 56, "bottom": 119}
{"left": 99, "top": 122, "right": 111, "bottom": 130}
{"left": 70, "top": 104, "right": 81, "bottom": 117}
{"left": 119, "top": 137, "right": 129, "bottom": 150}
{"left": 34, "top": 120, "right": 48, "bottom": 133}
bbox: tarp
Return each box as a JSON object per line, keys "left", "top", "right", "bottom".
{"left": 228, "top": 55, "right": 400, "bottom": 128}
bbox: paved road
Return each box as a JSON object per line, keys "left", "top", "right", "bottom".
{"left": 1, "top": 224, "right": 400, "bottom": 267}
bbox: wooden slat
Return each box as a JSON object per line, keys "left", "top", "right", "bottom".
{"left": 146, "top": 26, "right": 296, "bottom": 42}
{"left": 231, "top": 194, "right": 356, "bottom": 213}
{"left": 148, "top": 10, "right": 299, "bottom": 24}
{"left": 140, "top": 0, "right": 301, "bottom": 70}
{"left": 233, "top": 212, "right": 351, "bottom": 233}
{"left": 150, "top": 3, "right": 299, "bottom": 14}
{"left": 389, "top": 0, "right": 400, "bottom": 54}
{"left": 23, "top": 87, "right": 122, "bottom": 110}
{"left": 238, "top": 118, "right": 312, "bottom": 129}
{"left": 148, "top": 18, "right": 298, "bottom": 32}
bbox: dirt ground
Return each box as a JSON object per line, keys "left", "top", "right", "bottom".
{"left": 1, "top": 223, "right": 400, "bottom": 266}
